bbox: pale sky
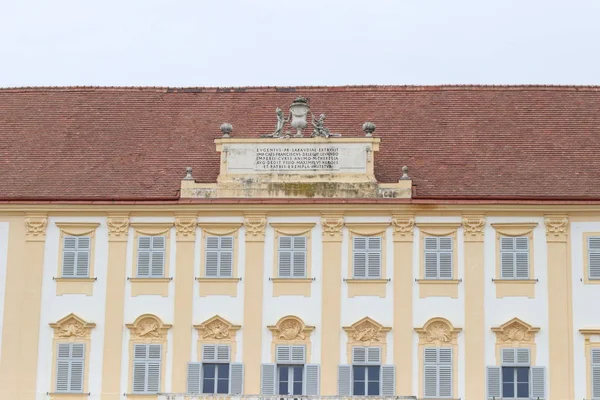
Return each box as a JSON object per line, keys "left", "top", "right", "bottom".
{"left": 2, "top": 0, "right": 600, "bottom": 87}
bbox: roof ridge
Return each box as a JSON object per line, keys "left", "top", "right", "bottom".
{"left": 2, "top": 84, "right": 600, "bottom": 93}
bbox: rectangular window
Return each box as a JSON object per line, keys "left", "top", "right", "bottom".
{"left": 203, "top": 363, "right": 230, "bottom": 394}
{"left": 278, "top": 236, "right": 307, "bottom": 278}
{"left": 278, "top": 365, "right": 304, "bottom": 395}
{"left": 353, "top": 236, "right": 382, "bottom": 279}
{"left": 62, "top": 236, "right": 91, "bottom": 278}
{"left": 589, "top": 236, "right": 600, "bottom": 280}
{"left": 132, "top": 344, "right": 161, "bottom": 394}
{"left": 56, "top": 343, "right": 85, "bottom": 393}
{"left": 136, "top": 236, "right": 166, "bottom": 278}
{"left": 502, "top": 367, "right": 530, "bottom": 398}
{"left": 352, "top": 346, "right": 381, "bottom": 396}
{"left": 424, "top": 237, "right": 453, "bottom": 279}
{"left": 424, "top": 347, "right": 452, "bottom": 398}
{"left": 205, "top": 236, "right": 234, "bottom": 278}
{"left": 500, "top": 236, "right": 530, "bottom": 279}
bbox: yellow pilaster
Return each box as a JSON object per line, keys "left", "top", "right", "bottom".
{"left": 101, "top": 215, "right": 129, "bottom": 400}
{"left": 242, "top": 214, "right": 266, "bottom": 394}
{"left": 320, "top": 214, "right": 344, "bottom": 395}
{"left": 462, "top": 215, "right": 486, "bottom": 400}
{"left": 171, "top": 215, "right": 197, "bottom": 392}
{"left": 391, "top": 215, "right": 414, "bottom": 395}
{"left": 545, "top": 215, "right": 574, "bottom": 400}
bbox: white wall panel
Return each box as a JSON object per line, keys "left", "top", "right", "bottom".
{"left": 0, "top": 222, "right": 9, "bottom": 363}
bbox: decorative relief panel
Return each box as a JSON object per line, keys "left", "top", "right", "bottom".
{"left": 344, "top": 317, "right": 391, "bottom": 345}
{"left": 321, "top": 215, "right": 344, "bottom": 241}
{"left": 107, "top": 215, "right": 129, "bottom": 241}
{"left": 415, "top": 317, "right": 462, "bottom": 345}
{"left": 25, "top": 214, "right": 48, "bottom": 240}
{"left": 545, "top": 215, "right": 569, "bottom": 242}
{"left": 491, "top": 317, "right": 539, "bottom": 344}
{"left": 244, "top": 216, "right": 266, "bottom": 241}
{"left": 175, "top": 216, "right": 197, "bottom": 240}
{"left": 391, "top": 215, "right": 414, "bottom": 241}
{"left": 194, "top": 315, "right": 241, "bottom": 341}
{"left": 462, "top": 216, "right": 485, "bottom": 242}
{"left": 268, "top": 315, "right": 314, "bottom": 343}
{"left": 126, "top": 314, "right": 172, "bottom": 342}
{"left": 49, "top": 313, "right": 96, "bottom": 340}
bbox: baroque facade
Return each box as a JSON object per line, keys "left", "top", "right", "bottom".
{"left": 1, "top": 86, "right": 600, "bottom": 400}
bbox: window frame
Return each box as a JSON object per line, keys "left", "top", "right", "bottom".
{"left": 345, "top": 223, "right": 389, "bottom": 298}
{"left": 202, "top": 363, "right": 231, "bottom": 394}
{"left": 352, "top": 235, "right": 383, "bottom": 279}
{"left": 423, "top": 236, "right": 453, "bottom": 280}
{"left": 423, "top": 347, "right": 453, "bottom": 398}
{"left": 277, "top": 364, "right": 304, "bottom": 395}
{"left": 499, "top": 236, "right": 530, "bottom": 280}
{"left": 277, "top": 235, "right": 308, "bottom": 278}
{"left": 55, "top": 342, "right": 86, "bottom": 393}
{"left": 131, "top": 343, "right": 162, "bottom": 394}
{"left": 204, "top": 235, "right": 235, "bottom": 278}
{"left": 129, "top": 223, "right": 173, "bottom": 296}
{"left": 351, "top": 346, "right": 382, "bottom": 396}
{"left": 501, "top": 366, "right": 530, "bottom": 399}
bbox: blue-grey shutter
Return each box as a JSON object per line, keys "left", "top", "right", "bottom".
{"left": 530, "top": 366, "right": 546, "bottom": 399}
{"left": 380, "top": 365, "right": 395, "bottom": 396}
{"left": 278, "top": 236, "right": 293, "bottom": 277}
{"left": 438, "top": 348, "right": 452, "bottom": 397}
{"left": 304, "top": 364, "right": 320, "bottom": 395}
{"left": 137, "top": 237, "right": 152, "bottom": 277}
{"left": 276, "top": 345, "right": 291, "bottom": 363}
{"left": 146, "top": 344, "right": 161, "bottom": 393}
{"left": 229, "top": 363, "right": 244, "bottom": 395}
{"left": 186, "top": 362, "right": 202, "bottom": 394}
{"left": 219, "top": 236, "right": 234, "bottom": 277}
{"left": 501, "top": 237, "right": 516, "bottom": 278}
{"left": 367, "top": 347, "right": 381, "bottom": 364}
{"left": 150, "top": 236, "right": 165, "bottom": 277}
{"left": 353, "top": 237, "right": 367, "bottom": 278}
{"left": 216, "top": 344, "right": 231, "bottom": 362}
{"left": 55, "top": 343, "right": 71, "bottom": 392}
{"left": 486, "top": 366, "right": 501, "bottom": 398}
{"left": 501, "top": 348, "right": 516, "bottom": 365}
{"left": 132, "top": 344, "right": 148, "bottom": 393}
{"left": 260, "top": 363, "right": 276, "bottom": 395}
{"left": 589, "top": 237, "right": 600, "bottom": 279}
{"left": 516, "top": 348, "right": 530, "bottom": 365}
{"left": 515, "top": 237, "right": 529, "bottom": 278}
{"left": 69, "top": 343, "right": 85, "bottom": 392}
{"left": 291, "top": 345, "right": 306, "bottom": 363}
{"left": 592, "top": 348, "right": 600, "bottom": 398}
{"left": 292, "top": 236, "right": 307, "bottom": 278}
{"left": 337, "top": 365, "right": 352, "bottom": 396}
{"left": 352, "top": 346, "right": 367, "bottom": 364}
{"left": 205, "top": 236, "right": 220, "bottom": 277}
{"left": 424, "top": 237, "right": 439, "bottom": 278}
{"left": 62, "top": 237, "right": 77, "bottom": 277}
{"left": 438, "top": 237, "right": 453, "bottom": 279}
{"left": 367, "top": 236, "right": 382, "bottom": 278}
{"left": 203, "top": 344, "right": 230, "bottom": 363}
{"left": 75, "top": 237, "right": 91, "bottom": 277}
{"left": 424, "top": 348, "right": 438, "bottom": 397}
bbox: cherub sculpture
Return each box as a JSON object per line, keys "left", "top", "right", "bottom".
{"left": 261, "top": 107, "right": 290, "bottom": 138}
{"left": 311, "top": 114, "right": 340, "bottom": 138}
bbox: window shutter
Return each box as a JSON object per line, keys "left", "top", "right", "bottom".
{"left": 593, "top": 348, "right": 600, "bottom": 398}
{"left": 304, "top": 364, "right": 320, "bottom": 395}
{"left": 56, "top": 343, "right": 71, "bottom": 392}
{"left": 500, "top": 240, "right": 515, "bottom": 279}
{"left": 530, "top": 366, "right": 546, "bottom": 399}
{"left": 380, "top": 365, "right": 395, "bottom": 396}
{"left": 276, "top": 345, "right": 291, "bottom": 363}
{"left": 515, "top": 252, "right": 529, "bottom": 279}
{"left": 367, "top": 347, "right": 381, "bottom": 364}
{"left": 216, "top": 345, "right": 231, "bottom": 362}
{"left": 515, "top": 348, "right": 530, "bottom": 365}
{"left": 219, "top": 236, "right": 234, "bottom": 277}
{"left": 202, "top": 344, "right": 217, "bottom": 362}
{"left": 260, "top": 363, "right": 276, "bottom": 395}
{"left": 337, "top": 365, "right": 352, "bottom": 396}
{"left": 69, "top": 344, "right": 85, "bottom": 392}
{"left": 291, "top": 345, "right": 306, "bottom": 363}
{"left": 367, "top": 236, "right": 382, "bottom": 278}
{"left": 205, "top": 236, "right": 220, "bottom": 277}
{"left": 278, "top": 236, "right": 293, "bottom": 277}
{"left": 486, "top": 366, "right": 501, "bottom": 398}
{"left": 75, "top": 237, "right": 91, "bottom": 277}
{"left": 501, "top": 348, "right": 516, "bottom": 365}
{"left": 132, "top": 343, "right": 147, "bottom": 393}
{"left": 150, "top": 236, "right": 165, "bottom": 277}
{"left": 147, "top": 344, "right": 161, "bottom": 393}
{"left": 137, "top": 237, "right": 152, "bottom": 277}
{"left": 424, "top": 347, "right": 438, "bottom": 363}
{"left": 186, "top": 362, "right": 202, "bottom": 394}
{"left": 425, "top": 252, "right": 439, "bottom": 279}
{"left": 589, "top": 237, "right": 600, "bottom": 279}
{"left": 229, "top": 363, "right": 244, "bottom": 395}
{"left": 424, "top": 348, "right": 438, "bottom": 397}
{"left": 353, "top": 237, "right": 367, "bottom": 278}
{"left": 439, "top": 348, "right": 452, "bottom": 397}
{"left": 439, "top": 242, "right": 453, "bottom": 279}
{"left": 352, "top": 346, "right": 367, "bottom": 364}
{"left": 62, "top": 237, "right": 77, "bottom": 277}
{"left": 424, "top": 237, "right": 453, "bottom": 279}
{"left": 292, "top": 236, "right": 307, "bottom": 278}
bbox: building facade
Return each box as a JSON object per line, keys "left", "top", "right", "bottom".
{"left": 0, "top": 86, "right": 600, "bottom": 400}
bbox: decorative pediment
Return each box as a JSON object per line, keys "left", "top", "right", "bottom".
{"left": 268, "top": 315, "right": 314, "bottom": 343}
{"left": 49, "top": 313, "right": 96, "bottom": 340}
{"left": 194, "top": 315, "right": 241, "bottom": 341}
{"left": 126, "top": 314, "right": 172, "bottom": 341}
{"left": 415, "top": 317, "right": 462, "bottom": 344}
{"left": 344, "top": 317, "right": 391, "bottom": 345}
{"left": 492, "top": 318, "right": 539, "bottom": 344}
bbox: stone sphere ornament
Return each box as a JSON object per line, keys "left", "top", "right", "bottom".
{"left": 362, "top": 121, "right": 376, "bottom": 137}
{"left": 220, "top": 122, "right": 233, "bottom": 138}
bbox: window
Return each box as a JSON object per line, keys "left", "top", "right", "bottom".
{"left": 62, "top": 236, "right": 90, "bottom": 277}
{"left": 56, "top": 343, "right": 85, "bottom": 393}
{"left": 205, "top": 236, "right": 233, "bottom": 278}
{"left": 353, "top": 236, "right": 382, "bottom": 279}
{"left": 278, "top": 236, "right": 307, "bottom": 278}
{"left": 261, "top": 345, "right": 322, "bottom": 396}
{"left": 424, "top": 237, "right": 452, "bottom": 279}
{"left": 187, "top": 345, "right": 243, "bottom": 395}
{"left": 132, "top": 344, "right": 161, "bottom": 394}
{"left": 352, "top": 347, "right": 381, "bottom": 396}
{"left": 136, "top": 236, "right": 165, "bottom": 278}
{"left": 502, "top": 367, "right": 529, "bottom": 398}
{"left": 487, "top": 348, "right": 545, "bottom": 399}
{"left": 424, "top": 347, "right": 452, "bottom": 398}
{"left": 278, "top": 365, "right": 303, "bottom": 395}
{"left": 500, "top": 236, "right": 529, "bottom": 279}
{"left": 589, "top": 236, "right": 600, "bottom": 280}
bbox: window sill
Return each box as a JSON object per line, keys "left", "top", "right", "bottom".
{"left": 494, "top": 278, "right": 536, "bottom": 298}
{"left": 48, "top": 393, "right": 90, "bottom": 400}
{"left": 124, "top": 394, "right": 159, "bottom": 398}
{"left": 582, "top": 277, "right": 600, "bottom": 285}
{"left": 196, "top": 277, "right": 239, "bottom": 297}
{"left": 271, "top": 278, "right": 313, "bottom": 297}
{"left": 129, "top": 277, "right": 171, "bottom": 297}
{"left": 346, "top": 279, "right": 388, "bottom": 298}
{"left": 417, "top": 279, "right": 460, "bottom": 298}
{"left": 55, "top": 278, "right": 96, "bottom": 296}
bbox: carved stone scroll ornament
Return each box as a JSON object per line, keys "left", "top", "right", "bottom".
{"left": 544, "top": 216, "right": 569, "bottom": 238}
{"left": 49, "top": 314, "right": 96, "bottom": 340}
{"left": 107, "top": 217, "right": 129, "bottom": 238}
{"left": 462, "top": 216, "right": 485, "bottom": 236}
{"left": 492, "top": 318, "right": 539, "bottom": 344}
{"left": 175, "top": 217, "right": 196, "bottom": 238}
{"left": 194, "top": 315, "right": 241, "bottom": 342}
{"left": 391, "top": 216, "right": 415, "bottom": 238}
{"left": 344, "top": 317, "right": 391, "bottom": 344}
{"left": 25, "top": 216, "right": 47, "bottom": 237}
{"left": 268, "top": 316, "right": 315, "bottom": 343}
{"left": 126, "top": 314, "right": 171, "bottom": 341}
{"left": 415, "top": 318, "right": 462, "bottom": 344}
{"left": 244, "top": 217, "right": 266, "bottom": 238}
{"left": 321, "top": 217, "right": 344, "bottom": 237}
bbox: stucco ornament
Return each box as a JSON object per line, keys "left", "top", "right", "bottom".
{"left": 392, "top": 216, "right": 415, "bottom": 237}
{"left": 321, "top": 217, "right": 344, "bottom": 236}
{"left": 25, "top": 216, "right": 47, "bottom": 237}
{"left": 126, "top": 314, "right": 171, "bottom": 341}
{"left": 175, "top": 217, "right": 196, "bottom": 238}
{"left": 50, "top": 313, "right": 96, "bottom": 340}
{"left": 268, "top": 316, "right": 314, "bottom": 343}
{"left": 415, "top": 317, "right": 462, "bottom": 344}
{"left": 194, "top": 315, "right": 241, "bottom": 342}
{"left": 462, "top": 216, "right": 485, "bottom": 236}
{"left": 492, "top": 317, "right": 539, "bottom": 344}
{"left": 344, "top": 317, "right": 391, "bottom": 345}
{"left": 244, "top": 216, "right": 266, "bottom": 237}
{"left": 107, "top": 217, "right": 129, "bottom": 237}
{"left": 544, "top": 216, "right": 569, "bottom": 237}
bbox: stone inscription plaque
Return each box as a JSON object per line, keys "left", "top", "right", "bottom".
{"left": 254, "top": 147, "right": 339, "bottom": 171}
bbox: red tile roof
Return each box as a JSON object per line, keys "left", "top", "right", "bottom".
{"left": 1, "top": 85, "right": 599, "bottom": 201}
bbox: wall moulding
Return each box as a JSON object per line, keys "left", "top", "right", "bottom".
{"left": 491, "top": 222, "right": 538, "bottom": 237}
{"left": 270, "top": 222, "right": 315, "bottom": 237}
{"left": 197, "top": 222, "right": 242, "bottom": 237}
{"left": 244, "top": 215, "right": 266, "bottom": 241}
{"left": 194, "top": 315, "right": 241, "bottom": 360}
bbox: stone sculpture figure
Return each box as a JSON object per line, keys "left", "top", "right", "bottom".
{"left": 262, "top": 107, "right": 289, "bottom": 138}
{"left": 311, "top": 113, "right": 340, "bottom": 138}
